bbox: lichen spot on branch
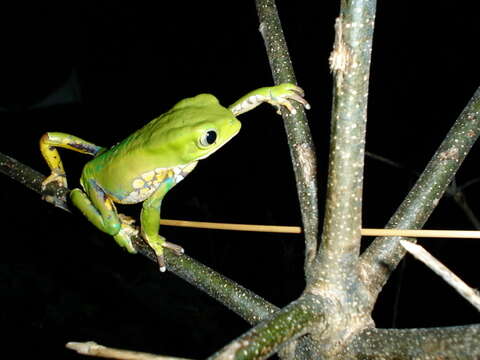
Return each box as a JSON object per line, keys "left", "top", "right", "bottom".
{"left": 329, "top": 17, "right": 352, "bottom": 88}
{"left": 295, "top": 143, "right": 317, "bottom": 181}
{"left": 439, "top": 146, "right": 459, "bottom": 161}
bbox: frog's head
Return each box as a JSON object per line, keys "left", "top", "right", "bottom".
{"left": 146, "top": 94, "right": 241, "bottom": 165}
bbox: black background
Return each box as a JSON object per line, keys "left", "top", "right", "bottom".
{"left": 0, "top": 1, "right": 479, "bottom": 359}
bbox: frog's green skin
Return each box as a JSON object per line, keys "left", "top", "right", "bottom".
{"left": 40, "top": 83, "right": 310, "bottom": 271}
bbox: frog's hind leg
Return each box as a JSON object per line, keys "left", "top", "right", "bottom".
{"left": 40, "top": 132, "right": 105, "bottom": 190}
{"left": 70, "top": 180, "right": 137, "bottom": 254}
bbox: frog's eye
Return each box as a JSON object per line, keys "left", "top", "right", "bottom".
{"left": 199, "top": 130, "right": 217, "bottom": 147}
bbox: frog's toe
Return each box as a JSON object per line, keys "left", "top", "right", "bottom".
{"left": 42, "top": 192, "right": 69, "bottom": 211}
{"left": 42, "top": 172, "right": 68, "bottom": 191}
{"left": 164, "top": 241, "right": 184, "bottom": 255}
{"left": 41, "top": 175, "right": 70, "bottom": 209}
{"left": 113, "top": 223, "right": 138, "bottom": 254}
{"left": 143, "top": 233, "right": 183, "bottom": 271}
{"left": 286, "top": 91, "right": 311, "bottom": 111}
{"left": 277, "top": 83, "right": 305, "bottom": 96}
{"left": 155, "top": 253, "right": 166, "bottom": 272}
{"left": 118, "top": 213, "right": 136, "bottom": 226}
{"left": 154, "top": 241, "right": 183, "bottom": 272}
{"left": 276, "top": 98, "right": 298, "bottom": 114}
{"left": 269, "top": 85, "right": 310, "bottom": 114}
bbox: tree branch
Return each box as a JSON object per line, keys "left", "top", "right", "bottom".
{"left": 360, "top": 85, "right": 480, "bottom": 306}
{"left": 0, "top": 151, "right": 278, "bottom": 325}
{"left": 255, "top": 0, "right": 319, "bottom": 276}
{"left": 310, "top": 0, "right": 377, "bottom": 291}
{"left": 207, "top": 294, "right": 327, "bottom": 360}
{"left": 341, "top": 325, "right": 480, "bottom": 359}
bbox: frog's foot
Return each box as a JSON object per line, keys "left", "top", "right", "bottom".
{"left": 41, "top": 172, "right": 69, "bottom": 210}
{"left": 113, "top": 222, "right": 138, "bottom": 254}
{"left": 229, "top": 83, "right": 311, "bottom": 116}
{"left": 164, "top": 241, "right": 185, "bottom": 255}
{"left": 268, "top": 83, "right": 311, "bottom": 115}
{"left": 42, "top": 172, "right": 68, "bottom": 191}
{"left": 143, "top": 234, "right": 183, "bottom": 272}
{"left": 118, "top": 213, "right": 136, "bottom": 226}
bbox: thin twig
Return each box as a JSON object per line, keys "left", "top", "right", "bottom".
{"left": 160, "top": 219, "right": 302, "bottom": 233}
{"left": 459, "top": 176, "right": 480, "bottom": 191}
{"left": 365, "top": 151, "right": 419, "bottom": 176}
{"left": 400, "top": 240, "right": 480, "bottom": 312}
{"left": 66, "top": 341, "right": 192, "bottom": 360}
{"left": 4, "top": 149, "right": 479, "bottom": 242}
{"left": 453, "top": 193, "right": 480, "bottom": 229}
{"left": 160, "top": 219, "right": 480, "bottom": 239}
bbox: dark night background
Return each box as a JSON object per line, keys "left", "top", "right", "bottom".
{"left": 0, "top": 1, "right": 479, "bottom": 359}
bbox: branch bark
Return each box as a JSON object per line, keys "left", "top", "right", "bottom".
{"left": 310, "top": 0, "right": 377, "bottom": 292}
{"left": 207, "top": 294, "right": 327, "bottom": 360}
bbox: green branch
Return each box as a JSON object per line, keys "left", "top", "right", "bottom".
{"left": 141, "top": 241, "right": 279, "bottom": 324}
{"left": 360, "top": 85, "right": 480, "bottom": 305}
{"left": 256, "top": 0, "right": 319, "bottom": 276}
{"left": 0, "top": 151, "right": 278, "bottom": 325}
{"left": 208, "top": 294, "right": 327, "bottom": 360}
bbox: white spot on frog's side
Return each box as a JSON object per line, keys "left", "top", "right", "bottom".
{"left": 174, "top": 174, "right": 184, "bottom": 183}
{"left": 132, "top": 178, "right": 145, "bottom": 189}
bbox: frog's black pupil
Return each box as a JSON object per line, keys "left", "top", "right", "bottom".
{"left": 206, "top": 130, "right": 217, "bottom": 144}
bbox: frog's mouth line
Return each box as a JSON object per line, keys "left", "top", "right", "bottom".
{"left": 197, "top": 129, "right": 240, "bottom": 160}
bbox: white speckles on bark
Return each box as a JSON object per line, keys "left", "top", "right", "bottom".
{"left": 312, "top": 0, "right": 376, "bottom": 292}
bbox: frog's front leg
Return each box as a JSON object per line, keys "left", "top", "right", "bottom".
{"left": 140, "top": 182, "right": 184, "bottom": 272}
{"left": 228, "top": 83, "right": 311, "bottom": 116}
{"left": 70, "top": 180, "right": 137, "bottom": 254}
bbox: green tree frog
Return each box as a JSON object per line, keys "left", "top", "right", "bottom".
{"left": 40, "top": 83, "right": 310, "bottom": 271}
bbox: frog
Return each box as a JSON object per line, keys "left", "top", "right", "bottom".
{"left": 40, "top": 83, "right": 310, "bottom": 271}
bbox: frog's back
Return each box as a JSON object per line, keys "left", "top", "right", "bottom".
{"left": 81, "top": 93, "right": 234, "bottom": 203}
